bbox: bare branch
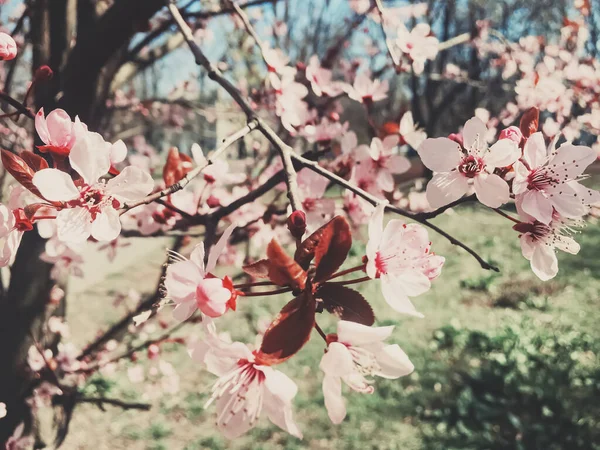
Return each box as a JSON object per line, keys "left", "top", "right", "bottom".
{"left": 77, "top": 396, "right": 151, "bottom": 411}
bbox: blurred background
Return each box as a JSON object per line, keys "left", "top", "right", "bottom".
{"left": 1, "top": 0, "right": 599, "bottom": 449}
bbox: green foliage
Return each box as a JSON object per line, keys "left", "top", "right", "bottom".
{"left": 412, "top": 320, "right": 600, "bottom": 450}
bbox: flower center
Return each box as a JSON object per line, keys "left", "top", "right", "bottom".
{"left": 458, "top": 155, "right": 485, "bottom": 178}
{"left": 527, "top": 167, "right": 559, "bottom": 191}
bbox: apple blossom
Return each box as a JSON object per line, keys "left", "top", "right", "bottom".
{"left": 320, "top": 321, "right": 414, "bottom": 424}
{"left": 512, "top": 132, "right": 600, "bottom": 224}
{"left": 417, "top": 117, "right": 521, "bottom": 208}
{"left": 164, "top": 223, "right": 237, "bottom": 321}
{"left": 365, "top": 203, "right": 444, "bottom": 317}
{"left": 32, "top": 128, "right": 154, "bottom": 243}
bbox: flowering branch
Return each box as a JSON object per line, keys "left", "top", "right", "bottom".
{"left": 166, "top": 0, "right": 303, "bottom": 213}
{"left": 120, "top": 119, "right": 259, "bottom": 214}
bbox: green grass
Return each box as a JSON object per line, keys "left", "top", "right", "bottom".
{"left": 63, "top": 205, "right": 600, "bottom": 450}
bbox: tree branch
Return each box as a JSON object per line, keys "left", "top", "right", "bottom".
{"left": 77, "top": 396, "right": 151, "bottom": 411}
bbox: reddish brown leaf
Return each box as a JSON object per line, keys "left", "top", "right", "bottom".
{"left": 1, "top": 149, "right": 44, "bottom": 198}
{"left": 242, "top": 259, "right": 272, "bottom": 279}
{"left": 519, "top": 107, "right": 539, "bottom": 138}
{"left": 20, "top": 150, "right": 49, "bottom": 172}
{"left": 162, "top": 147, "right": 192, "bottom": 186}
{"left": 257, "top": 291, "right": 316, "bottom": 364}
{"left": 380, "top": 121, "right": 400, "bottom": 137}
{"left": 266, "top": 239, "right": 307, "bottom": 290}
{"left": 295, "top": 216, "right": 350, "bottom": 270}
{"left": 312, "top": 216, "right": 352, "bottom": 283}
{"left": 317, "top": 283, "right": 375, "bottom": 326}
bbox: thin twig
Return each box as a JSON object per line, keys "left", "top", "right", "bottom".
{"left": 77, "top": 396, "right": 151, "bottom": 411}
{"left": 121, "top": 119, "right": 258, "bottom": 214}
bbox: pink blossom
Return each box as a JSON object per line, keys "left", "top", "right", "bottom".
{"left": 320, "top": 321, "right": 414, "bottom": 424}
{"left": 357, "top": 136, "right": 411, "bottom": 192}
{"left": 347, "top": 73, "right": 389, "bottom": 104}
{"left": 164, "top": 224, "right": 237, "bottom": 321}
{"left": 417, "top": 117, "right": 521, "bottom": 208}
{"left": 0, "top": 32, "right": 17, "bottom": 60}
{"left": 305, "top": 55, "right": 345, "bottom": 97}
{"left": 296, "top": 169, "right": 336, "bottom": 230}
{"left": 498, "top": 125, "right": 523, "bottom": 144}
{"left": 399, "top": 111, "right": 427, "bottom": 149}
{"left": 396, "top": 23, "right": 439, "bottom": 74}
{"left": 32, "top": 129, "right": 154, "bottom": 243}
{"left": 35, "top": 108, "right": 79, "bottom": 157}
{"left": 365, "top": 203, "right": 444, "bottom": 317}
{"left": 512, "top": 132, "right": 600, "bottom": 224}
{"left": 190, "top": 324, "right": 302, "bottom": 439}
{"left": 514, "top": 201, "right": 580, "bottom": 280}
{"left": 0, "top": 402, "right": 6, "bottom": 419}
{"left": 0, "top": 204, "right": 24, "bottom": 267}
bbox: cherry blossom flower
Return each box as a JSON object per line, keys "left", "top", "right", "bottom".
{"left": 396, "top": 23, "right": 439, "bottom": 74}
{"left": 514, "top": 201, "right": 580, "bottom": 280}
{"left": 0, "top": 203, "right": 24, "bottom": 267}
{"left": 398, "top": 111, "right": 427, "bottom": 150}
{"left": 32, "top": 129, "right": 154, "bottom": 243}
{"left": 305, "top": 55, "right": 345, "bottom": 97}
{"left": 0, "top": 32, "right": 17, "bottom": 60}
{"left": 296, "top": 169, "right": 336, "bottom": 230}
{"left": 357, "top": 136, "right": 410, "bottom": 192}
{"left": 164, "top": 224, "right": 237, "bottom": 321}
{"left": 35, "top": 108, "right": 79, "bottom": 157}
{"left": 320, "top": 320, "right": 414, "bottom": 424}
{"left": 417, "top": 117, "right": 521, "bottom": 208}
{"left": 365, "top": 203, "right": 444, "bottom": 317}
{"left": 347, "top": 73, "right": 389, "bottom": 104}
{"left": 512, "top": 132, "right": 600, "bottom": 224}
{"left": 191, "top": 323, "right": 302, "bottom": 439}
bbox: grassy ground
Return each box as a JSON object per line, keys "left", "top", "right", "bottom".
{"left": 62, "top": 204, "right": 600, "bottom": 450}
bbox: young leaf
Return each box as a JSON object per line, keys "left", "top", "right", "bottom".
{"left": 257, "top": 291, "right": 316, "bottom": 364}
{"left": 519, "top": 107, "right": 539, "bottom": 138}
{"left": 317, "top": 283, "right": 375, "bottom": 326}
{"left": 242, "top": 259, "right": 272, "bottom": 279}
{"left": 312, "top": 216, "right": 352, "bottom": 283}
{"left": 266, "top": 239, "right": 307, "bottom": 290}
{"left": 1, "top": 149, "right": 45, "bottom": 198}
{"left": 20, "top": 150, "right": 49, "bottom": 172}
{"left": 162, "top": 147, "right": 192, "bottom": 186}
{"left": 294, "top": 215, "right": 351, "bottom": 273}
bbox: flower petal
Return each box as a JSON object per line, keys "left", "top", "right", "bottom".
{"left": 56, "top": 207, "right": 92, "bottom": 243}
{"left": 462, "top": 117, "right": 488, "bottom": 153}
{"left": 485, "top": 139, "right": 520, "bottom": 168}
{"left": 417, "top": 137, "right": 462, "bottom": 172}
{"left": 426, "top": 171, "right": 469, "bottom": 208}
{"left": 69, "top": 131, "right": 110, "bottom": 184}
{"left": 91, "top": 207, "right": 121, "bottom": 242}
{"left": 374, "top": 344, "right": 414, "bottom": 379}
{"left": 32, "top": 169, "right": 79, "bottom": 202}
{"left": 380, "top": 274, "right": 425, "bottom": 318}
{"left": 106, "top": 166, "right": 154, "bottom": 202}
{"left": 531, "top": 244, "right": 558, "bottom": 281}
{"left": 473, "top": 173, "right": 510, "bottom": 208}
{"left": 322, "top": 374, "right": 346, "bottom": 424}
{"left": 337, "top": 321, "right": 394, "bottom": 347}
{"left": 206, "top": 223, "right": 236, "bottom": 273}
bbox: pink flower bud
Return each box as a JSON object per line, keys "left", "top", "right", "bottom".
{"left": 287, "top": 210, "right": 307, "bottom": 239}
{"left": 448, "top": 133, "right": 463, "bottom": 147}
{"left": 0, "top": 32, "right": 17, "bottom": 61}
{"left": 499, "top": 126, "right": 523, "bottom": 144}
{"left": 34, "top": 65, "right": 53, "bottom": 83}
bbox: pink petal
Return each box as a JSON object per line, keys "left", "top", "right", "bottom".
{"left": 263, "top": 367, "right": 299, "bottom": 403}
{"left": 189, "top": 244, "right": 206, "bottom": 276}
{"left": 56, "top": 208, "right": 92, "bottom": 243}
{"left": 319, "top": 342, "right": 354, "bottom": 377}
{"left": 374, "top": 344, "right": 414, "bottom": 379}
{"left": 172, "top": 301, "right": 197, "bottom": 322}
{"left": 106, "top": 166, "right": 154, "bottom": 202}
{"left": 462, "top": 117, "right": 488, "bottom": 153}
{"left": 521, "top": 190, "right": 553, "bottom": 224}
{"left": 473, "top": 173, "right": 510, "bottom": 208}
{"left": 196, "top": 278, "right": 230, "bottom": 318}
{"left": 46, "top": 109, "right": 73, "bottom": 148}
{"left": 35, "top": 108, "right": 50, "bottom": 144}
{"left": 322, "top": 374, "right": 346, "bottom": 424}
{"left": 109, "top": 140, "right": 127, "bottom": 164}
{"left": 164, "top": 260, "right": 202, "bottom": 303}
{"left": 32, "top": 169, "right": 79, "bottom": 202}
{"left": 206, "top": 223, "right": 236, "bottom": 273}
{"left": 417, "top": 137, "right": 463, "bottom": 172}
{"left": 426, "top": 171, "right": 469, "bottom": 208}
{"left": 380, "top": 274, "right": 426, "bottom": 318}
{"left": 216, "top": 389, "right": 255, "bottom": 438}
{"left": 531, "top": 244, "right": 558, "bottom": 281}
{"left": 91, "top": 207, "right": 121, "bottom": 242}
{"left": 337, "top": 321, "right": 394, "bottom": 347}
{"left": 485, "top": 139, "right": 520, "bottom": 168}
{"left": 548, "top": 144, "right": 596, "bottom": 179}
{"left": 522, "top": 132, "right": 547, "bottom": 168}
{"left": 548, "top": 183, "right": 587, "bottom": 218}
{"left": 69, "top": 131, "right": 111, "bottom": 184}
{"left": 386, "top": 155, "right": 411, "bottom": 174}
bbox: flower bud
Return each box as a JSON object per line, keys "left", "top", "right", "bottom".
{"left": 34, "top": 65, "right": 54, "bottom": 83}
{"left": 0, "top": 32, "right": 17, "bottom": 61}
{"left": 287, "top": 210, "right": 307, "bottom": 239}
{"left": 498, "top": 126, "right": 523, "bottom": 144}
{"left": 448, "top": 133, "right": 463, "bottom": 147}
